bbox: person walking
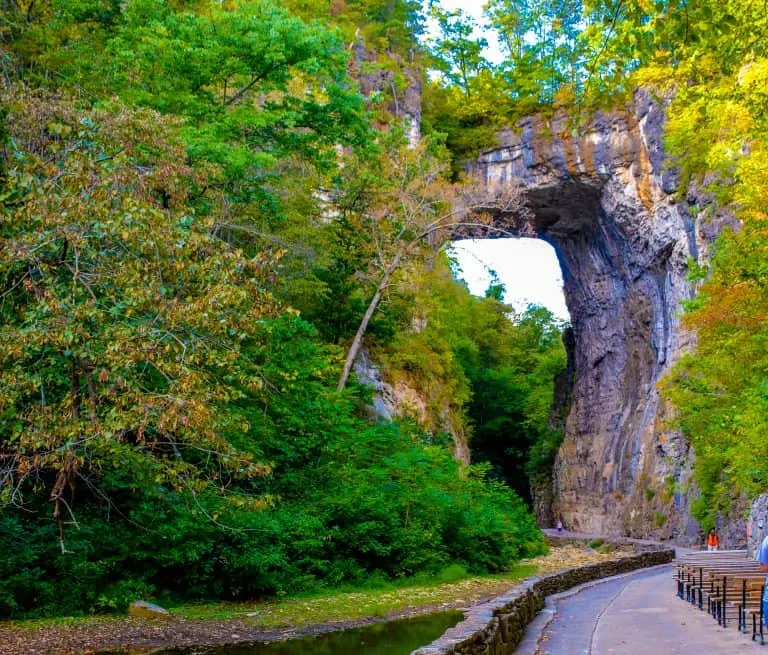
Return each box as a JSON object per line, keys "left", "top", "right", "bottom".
{"left": 706, "top": 528, "right": 720, "bottom": 552}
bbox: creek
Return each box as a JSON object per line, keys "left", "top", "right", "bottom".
{"left": 151, "top": 610, "right": 462, "bottom": 655}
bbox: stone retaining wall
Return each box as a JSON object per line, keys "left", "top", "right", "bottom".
{"left": 412, "top": 548, "right": 675, "bottom": 655}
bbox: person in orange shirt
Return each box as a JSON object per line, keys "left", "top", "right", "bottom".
{"left": 707, "top": 528, "right": 720, "bottom": 552}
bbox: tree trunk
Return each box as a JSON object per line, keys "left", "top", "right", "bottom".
{"left": 337, "top": 251, "right": 403, "bottom": 392}
{"left": 333, "top": 214, "right": 522, "bottom": 392}
{"left": 71, "top": 361, "right": 80, "bottom": 420}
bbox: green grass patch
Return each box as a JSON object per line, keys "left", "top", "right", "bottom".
{"left": 3, "top": 564, "right": 538, "bottom": 633}
{"left": 167, "top": 564, "right": 538, "bottom": 626}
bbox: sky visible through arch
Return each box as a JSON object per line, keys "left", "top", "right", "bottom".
{"left": 428, "top": 2, "right": 569, "bottom": 321}
{"left": 449, "top": 239, "right": 570, "bottom": 321}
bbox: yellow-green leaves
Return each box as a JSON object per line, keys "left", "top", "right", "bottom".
{"left": 0, "top": 90, "right": 278, "bottom": 517}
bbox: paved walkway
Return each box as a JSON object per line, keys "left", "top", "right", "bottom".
{"left": 532, "top": 565, "right": 765, "bottom": 655}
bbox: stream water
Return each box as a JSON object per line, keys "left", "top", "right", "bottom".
{"left": 152, "top": 610, "right": 463, "bottom": 655}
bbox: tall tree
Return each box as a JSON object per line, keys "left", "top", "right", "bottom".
{"left": 0, "top": 92, "right": 277, "bottom": 544}
{"left": 428, "top": 7, "right": 488, "bottom": 99}
{"left": 332, "top": 132, "right": 529, "bottom": 391}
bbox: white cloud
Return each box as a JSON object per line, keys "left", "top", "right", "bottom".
{"left": 449, "top": 238, "right": 570, "bottom": 320}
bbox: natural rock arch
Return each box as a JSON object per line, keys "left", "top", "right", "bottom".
{"left": 470, "top": 91, "right": 719, "bottom": 540}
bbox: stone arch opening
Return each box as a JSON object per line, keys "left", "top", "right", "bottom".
{"left": 465, "top": 94, "right": 701, "bottom": 538}
{"left": 450, "top": 237, "right": 569, "bottom": 321}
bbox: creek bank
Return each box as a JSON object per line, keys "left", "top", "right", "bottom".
{"left": 146, "top": 611, "right": 464, "bottom": 655}
{"left": 0, "top": 605, "right": 463, "bottom": 655}
{"left": 0, "top": 544, "right": 636, "bottom": 655}
{"left": 412, "top": 546, "right": 675, "bottom": 655}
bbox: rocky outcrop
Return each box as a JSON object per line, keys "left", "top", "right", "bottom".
{"left": 351, "top": 42, "right": 422, "bottom": 147}
{"left": 747, "top": 494, "right": 768, "bottom": 557}
{"left": 471, "top": 90, "right": 726, "bottom": 541}
{"left": 354, "top": 349, "right": 470, "bottom": 464}
{"left": 127, "top": 601, "right": 172, "bottom": 620}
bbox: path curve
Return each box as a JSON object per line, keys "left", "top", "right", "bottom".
{"left": 527, "top": 565, "right": 763, "bottom": 655}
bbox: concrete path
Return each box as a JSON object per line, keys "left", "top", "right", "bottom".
{"left": 529, "top": 565, "right": 765, "bottom": 655}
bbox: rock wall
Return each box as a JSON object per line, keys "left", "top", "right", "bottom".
{"left": 354, "top": 348, "right": 471, "bottom": 464}
{"left": 747, "top": 494, "right": 768, "bottom": 557}
{"left": 412, "top": 547, "right": 675, "bottom": 655}
{"left": 471, "top": 90, "right": 725, "bottom": 541}
{"left": 351, "top": 42, "right": 422, "bottom": 147}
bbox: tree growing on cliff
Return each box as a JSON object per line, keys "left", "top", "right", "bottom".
{"left": 333, "top": 133, "right": 531, "bottom": 391}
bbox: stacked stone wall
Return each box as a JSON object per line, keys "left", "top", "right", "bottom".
{"left": 412, "top": 548, "right": 674, "bottom": 655}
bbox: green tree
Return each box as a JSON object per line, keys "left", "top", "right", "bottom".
{"left": 0, "top": 0, "right": 554, "bottom": 619}
{"left": 429, "top": 7, "right": 488, "bottom": 99}
{"left": 0, "top": 91, "right": 277, "bottom": 543}
{"left": 2, "top": 0, "right": 372, "bottom": 215}
{"left": 487, "top": 0, "right": 583, "bottom": 102}
{"left": 383, "top": 255, "right": 567, "bottom": 501}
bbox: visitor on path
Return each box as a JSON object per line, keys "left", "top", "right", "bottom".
{"left": 556, "top": 518, "right": 563, "bottom": 535}
{"left": 706, "top": 528, "right": 720, "bottom": 551}
{"left": 756, "top": 534, "right": 768, "bottom": 628}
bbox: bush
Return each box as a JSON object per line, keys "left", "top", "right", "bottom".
{"left": 0, "top": 318, "right": 545, "bottom": 618}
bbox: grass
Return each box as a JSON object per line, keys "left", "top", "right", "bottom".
{"left": 166, "top": 564, "right": 539, "bottom": 626}
{"left": 3, "top": 543, "right": 634, "bottom": 633}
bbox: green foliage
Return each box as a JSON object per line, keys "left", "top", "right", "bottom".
{"left": 282, "top": 0, "right": 424, "bottom": 54}
{"left": 0, "top": 314, "right": 546, "bottom": 617}
{"left": 0, "top": 0, "right": 552, "bottom": 621}
{"left": 422, "top": 0, "right": 586, "bottom": 169}
{"left": 487, "top": 0, "right": 583, "bottom": 102}
{"left": 638, "top": 1, "right": 768, "bottom": 523}
{"left": 2, "top": 0, "right": 371, "bottom": 212}
{"left": 383, "top": 256, "right": 567, "bottom": 502}
{"left": 464, "top": 304, "right": 567, "bottom": 499}
{"left": 0, "top": 91, "right": 275, "bottom": 521}
{"left": 428, "top": 7, "right": 488, "bottom": 99}
{"left": 113, "top": 1, "right": 368, "bottom": 192}
{"left": 424, "top": 0, "right": 768, "bottom": 167}
{"left": 661, "top": 221, "right": 768, "bottom": 526}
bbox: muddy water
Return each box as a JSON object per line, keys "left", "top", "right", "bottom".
{"left": 154, "top": 610, "right": 463, "bottom": 655}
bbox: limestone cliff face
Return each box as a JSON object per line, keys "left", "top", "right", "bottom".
{"left": 354, "top": 349, "right": 471, "bottom": 464}
{"left": 351, "top": 42, "right": 422, "bottom": 147}
{"left": 473, "top": 91, "right": 723, "bottom": 541}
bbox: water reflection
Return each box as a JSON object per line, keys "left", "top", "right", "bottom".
{"left": 155, "top": 611, "right": 462, "bottom": 655}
